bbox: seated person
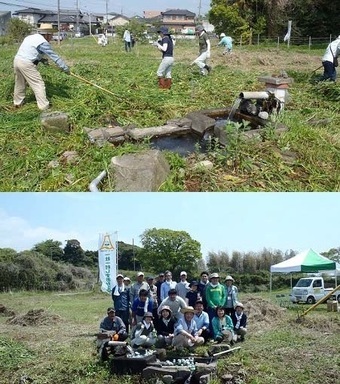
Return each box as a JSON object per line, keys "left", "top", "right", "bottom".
{"left": 185, "top": 281, "right": 199, "bottom": 307}
{"left": 172, "top": 306, "right": 204, "bottom": 349}
{"left": 130, "top": 312, "right": 157, "bottom": 349}
{"left": 231, "top": 302, "right": 247, "bottom": 342}
{"left": 211, "top": 306, "right": 234, "bottom": 344}
{"left": 97, "top": 307, "right": 128, "bottom": 360}
{"left": 194, "top": 300, "right": 211, "bottom": 343}
{"left": 131, "top": 289, "right": 154, "bottom": 327}
{"left": 154, "top": 305, "right": 176, "bottom": 348}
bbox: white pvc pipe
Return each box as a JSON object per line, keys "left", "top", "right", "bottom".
{"left": 89, "top": 170, "right": 107, "bottom": 192}
{"left": 239, "top": 91, "right": 269, "bottom": 100}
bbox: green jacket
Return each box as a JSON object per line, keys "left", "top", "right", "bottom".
{"left": 205, "top": 283, "right": 226, "bottom": 309}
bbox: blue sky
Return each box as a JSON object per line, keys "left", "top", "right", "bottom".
{"left": 0, "top": 0, "right": 211, "bottom": 17}
{"left": 0, "top": 193, "right": 339, "bottom": 259}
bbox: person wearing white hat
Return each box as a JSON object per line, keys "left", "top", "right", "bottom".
{"left": 231, "top": 302, "right": 247, "bottom": 342}
{"left": 130, "top": 271, "right": 150, "bottom": 303}
{"left": 224, "top": 275, "right": 239, "bottom": 317}
{"left": 205, "top": 273, "right": 226, "bottom": 332}
{"left": 192, "top": 25, "right": 211, "bottom": 75}
{"left": 176, "top": 271, "right": 190, "bottom": 300}
{"left": 111, "top": 274, "right": 131, "bottom": 332}
{"left": 321, "top": 35, "right": 340, "bottom": 81}
{"left": 13, "top": 24, "right": 70, "bottom": 110}
{"left": 218, "top": 32, "right": 233, "bottom": 55}
{"left": 172, "top": 306, "right": 204, "bottom": 349}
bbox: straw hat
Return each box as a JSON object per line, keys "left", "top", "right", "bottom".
{"left": 225, "top": 275, "right": 234, "bottom": 282}
{"left": 181, "top": 306, "right": 195, "bottom": 314}
{"left": 37, "top": 24, "right": 56, "bottom": 34}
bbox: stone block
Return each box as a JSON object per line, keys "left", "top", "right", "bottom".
{"left": 185, "top": 112, "right": 216, "bottom": 136}
{"left": 127, "top": 125, "right": 191, "bottom": 141}
{"left": 110, "top": 149, "right": 170, "bottom": 192}
{"left": 41, "top": 111, "right": 70, "bottom": 133}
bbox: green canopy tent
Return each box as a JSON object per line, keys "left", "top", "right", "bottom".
{"left": 269, "top": 248, "right": 337, "bottom": 292}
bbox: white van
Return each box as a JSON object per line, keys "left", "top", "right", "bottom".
{"left": 290, "top": 277, "right": 340, "bottom": 304}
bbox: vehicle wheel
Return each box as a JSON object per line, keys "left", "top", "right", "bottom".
{"left": 306, "top": 296, "right": 315, "bottom": 304}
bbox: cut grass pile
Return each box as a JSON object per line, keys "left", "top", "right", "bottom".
{"left": 0, "top": 290, "right": 339, "bottom": 384}
{"left": 0, "top": 38, "right": 339, "bottom": 191}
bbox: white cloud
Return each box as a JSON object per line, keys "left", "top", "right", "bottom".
{"left": 0, "top": 209, "right": 93, "bottom": 251}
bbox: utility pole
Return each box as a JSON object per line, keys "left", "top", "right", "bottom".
{"left": 106, "top": 0, "right": 109, "bottom": 29}
{"left": 76, "top": 0, "right": 79, "bottom": 33}
{"left": 57, "top": 0, "right": 60, "bottom": 46}
{"left": 198, "top": 0, "right": 202, "bottom": 20}
{"left": 132, "top": 238, "right": 135, "bottom": 271}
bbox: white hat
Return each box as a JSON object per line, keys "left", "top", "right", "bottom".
{"left": 220, "top": 33, "right": 226, "bottom": 37}
{"left": 235, "top": 302, "right": 244, "bottom": 309}
{"left": 116, "top": 274, "right": 124, "bottom": 279}
{"left": 137, "top": 272, "right": 144, "bottom": 277}
{"left": 180, "top": 271, "right": 187, "bottom": 276}
{"left": 225, "top": 275, "right": 234, "bottom": 282}
{"left": 209, "top": 273, "right": 219, "bottom": 279}
{"left": 123, "top": 276, "right": 131, "bottom": 281}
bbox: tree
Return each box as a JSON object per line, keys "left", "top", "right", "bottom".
{"left": 7, "top": 18, "right": 31, "bottom": 42}
{"left": 139, "top": 228, "right": 202, "bottom": 278}
{"left": 321, "top": 247, "right": 340, "bottom": 263}
{"left": 0, "top": 248, "right": 17, "bottom": 262}
{"left": 32, "top": 240, "right": 64, "bottom": 262}
{"left": 63, "top": 239, "right": 86, "bottom": 266}
{"left": 206, "top": 250, "right": 230, "bottom": 272}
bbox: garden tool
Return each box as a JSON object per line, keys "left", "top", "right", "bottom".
{"left": 70, "top": 72, "right": 120, "bottom": 99}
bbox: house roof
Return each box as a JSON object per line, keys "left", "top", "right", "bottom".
{"left": 143, "top": 10, "right": 161, "bottom": 18}
{"left": 38, "top": 14, "right": 88, "bottom": 24}
{"left": 13, "top": 8, "right": 54, "bottom": 16}
{"left": 162, "top": 9, "right": 196, "bottom": 17}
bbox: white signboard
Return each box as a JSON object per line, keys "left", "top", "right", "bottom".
{"left": 98, "top": 233, "right": 117, "bottom": 293}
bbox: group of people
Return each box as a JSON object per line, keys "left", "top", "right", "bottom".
{"left": 97, "top": 270, "right": 248, "bottom": 360}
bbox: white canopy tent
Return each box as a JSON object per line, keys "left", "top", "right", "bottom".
{"left": 269, "top": 248, "right": 338, "bottom": 292}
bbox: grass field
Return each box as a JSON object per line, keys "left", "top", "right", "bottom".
{"left": 0, "top": 37, "right": 339, "bottom": 191}
{"left": 0, "top": 289, "right": 339, "bottom": 384}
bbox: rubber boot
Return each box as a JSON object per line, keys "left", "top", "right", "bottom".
{"left": 164, "top": 78, "right": 172, "bottom": 89}
{"left": 158, "top": 77, "right": 166, "bottom": 89}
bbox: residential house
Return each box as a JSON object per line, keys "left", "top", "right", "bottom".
{"left": 108, "top": 13, "right": 129, "bottom": 27}
{"left": 0, "top": 11, "right": 11, "bottom": 36}
{"left": 143, "top": 11, "right": 161, "bottom": 19}
{"left": 161, "top": 9, "right": 196, "bottom": 33}
{"left": 12, "top": 8, "right": 54, "bottom": 26}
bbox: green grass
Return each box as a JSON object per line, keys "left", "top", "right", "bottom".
{"left": 0, "top": 289, "right": 339, "bottom": 384}
{"left": 0, "top": 37, "right": 339, "bottom": 191}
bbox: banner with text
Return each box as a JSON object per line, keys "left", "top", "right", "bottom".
{"left": 98, "top": 233, "right": 117, "bottom": 293}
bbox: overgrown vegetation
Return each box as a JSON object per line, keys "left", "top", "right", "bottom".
{"left": 0, "top": 37, "right": 339, "bottom": 191}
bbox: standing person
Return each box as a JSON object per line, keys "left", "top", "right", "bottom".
{"left": 160, "top": 270, "right": 177, "bottom": 301}
{"left": 192, "top": 25, "right": 211, "bottom": 76}
{"left": 130, "top": 272, "right": 150, "bottom": 303}
{"left": 205, "top": 273, "right": 226, "bottom": 327}
{"left": 198, "top": 271, "right": 209, "bottom": 309}
{"left": 111, "top": 274, "right": 130, "bottom": 332}
{"left": 154, "top": 26, "right": 174, "bottom": 89}
{"left": 231, "top": 302, "right": 247, "bottom": 342}
{"left": 123, "top": 29, "right": 131, "bottom": 52}
{"left": 218, "top": 33, "right": 233, "bottom": 55}
{"left": 224, "top": 275, "right": 238, "bottom": 317}
{"left": 185, "top": 281, "right": 199, "bottom": 307}
{"left": 176, "top": 271, "right": 190, "bottom": 300}
{"left": 147, "top": 276, "right": 158, "bottom": 318}
{"left": 13, "top": 25, "right": 70, "bottom": 110}
{"left": 321, "top": 35, "right": 340, "bottom": 81}
{"left": 155, "top": 272, "right": 165, "bottom": 304}
{"left": 211, "top": 306, "right": 234, "bottom": 344}
{"left": 158, "top": 288, "right": 187, "bottom": 321}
